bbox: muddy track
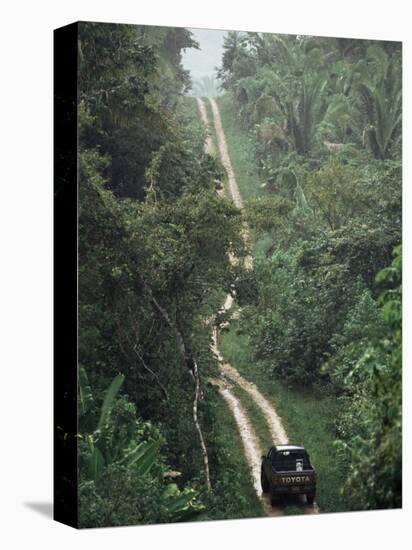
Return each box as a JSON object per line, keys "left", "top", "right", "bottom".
{"left": 208, "top": 98, "right": 243, "bottom": 208}
{"left": 196, "top": 97, "right": 214, "bottom": 156}
{"left": 208, "top": 97, "right": 253, "bottom": 270}
{"left": 210, "top": 377, "right": 283, "bottom": 518}
{"left": 196, "top": 97, "right": 319, "bottom": 516}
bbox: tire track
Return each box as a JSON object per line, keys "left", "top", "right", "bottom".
{"left": 208, "top": 97, "right": 243, "bottom": 208}
{"left": 208, "top": 97, "right": 253, "bottom": 270}
{"left": 196, "top": 96, "right": 215, "bottom": 156}
{"left": 210, "top": 377, "right": 283, "bottom": 518}
{"left": 211, "top": 288, "right": 319, "bottom": 515}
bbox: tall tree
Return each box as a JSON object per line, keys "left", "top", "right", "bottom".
{"left": 354, "top": 45, "right": 402, "bottom": 159}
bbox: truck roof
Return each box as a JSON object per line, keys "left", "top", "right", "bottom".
{"left": 271, "top": 445, "right": 305, "bottom": 452}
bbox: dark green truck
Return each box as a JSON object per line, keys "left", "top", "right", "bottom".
{"left": 261, "top": 445, "right": 316, "bottom": 506}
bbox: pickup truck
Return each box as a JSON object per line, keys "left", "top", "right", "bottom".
{"left": 261, "top": 445, "right": 316, "bottom": 506}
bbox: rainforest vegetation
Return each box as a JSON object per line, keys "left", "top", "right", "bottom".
{"left": 217, "top": 32, "right": 401, "bottom": 511}
{"left": 75, "top": 23, "right": 402, "bottom": 527}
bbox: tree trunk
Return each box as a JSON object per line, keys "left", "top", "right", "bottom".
{"left": 143, "top": 283, "right": 193, "bottom": 378}
{"left": 143, "top": 281, "right": 212, "bottom": 490}
{"left": 192, "top": 359, "right": 212, "bottom": 491}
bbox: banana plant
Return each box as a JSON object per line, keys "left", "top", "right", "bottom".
{"left": 78, "top": 367, "right": 204, "bottom": 520}
{"left": 79, "top": 367, "right": 127, "bottom": 480}
{"left": 160, "top": 483, "right": 205, "bottom": 522}
{"left": 354, "top": 45, "right": 402, "bottom": 159}
{"left": 79, "top": 368, "right": 161, "bottom": 481}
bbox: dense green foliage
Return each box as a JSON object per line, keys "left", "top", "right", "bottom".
{"left": 219, "top": 326, "right": 348, "bottom": 514}
{"left": 335, "top": 247, "right": 402, "bottom": 510}
{"left": 77, "top": 22, "right": 250, "bottom": 527}
{"left": 78, "top": 368, "right": 204, "bottom": 527}
{"left": 219, "top": 31, "right": 402, "bottom": 510}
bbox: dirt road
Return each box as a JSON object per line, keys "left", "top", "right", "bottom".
{"left": 210, "top": 376, "right": 283, "bottom": 517}
{"left": 196, "top": 97, "right": 214, "bottom": 156}
{"left": 208, "top": 98, "right": 253, "bottom": 270}
{"left": 208, "top": 98, "right": 243, "bottom": 209}
{"left": 196, "top": 96, "right": 319, "bottom": 517}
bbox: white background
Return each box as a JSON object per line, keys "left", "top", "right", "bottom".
{"left": 0, "top": 0, "right": 410, "bottom": 547}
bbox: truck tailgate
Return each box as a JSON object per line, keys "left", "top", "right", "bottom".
{"left": 277, "top": 471, "right": 315, "bottom": 487}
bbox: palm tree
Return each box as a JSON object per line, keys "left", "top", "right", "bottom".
{"left": 287, "top": 73, "right": 329, "bottom": 155}
{"left": 250, "top": 35, "right": 329, "bottom": 155}
{"left": 354, "top": 45, "right": 402, "bottom": 159}
{"left": 217, "top": 31, "right": 256, "bottom": 93}
{"left": 192, "top": 75, "right": 220, "bottom": 97}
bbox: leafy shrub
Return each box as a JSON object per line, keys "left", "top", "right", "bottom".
{"left": 335, "top": 246, "right": 402, "bottom": 509}
{"left": 78, "top": 370, "right": 204, "bottom": 527}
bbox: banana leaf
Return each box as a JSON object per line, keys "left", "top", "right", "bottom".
{"left": 96, "top": 373, "right": 125, "bottom": 432}
{"left": 121, "top": 440, "right": 160, "bottom": 476}
{"left": 78, "top": 366, "right": 94, "bottom": 417}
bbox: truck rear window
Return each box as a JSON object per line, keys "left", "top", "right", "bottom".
{"left": 271, "top": 451, "right": 311, "bottom": 471}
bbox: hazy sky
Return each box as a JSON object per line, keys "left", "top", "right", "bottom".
{"left": 181, "top": 28, "right": 226, "bottom": 81}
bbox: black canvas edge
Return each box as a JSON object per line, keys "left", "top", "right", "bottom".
{"left": 53, "top": 21, "right": 79, "bottom": 529}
